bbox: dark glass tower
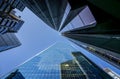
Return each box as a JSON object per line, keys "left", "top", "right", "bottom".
{"left": 62, "top": 0, "right": 120, "bottom": 69}
{"left": 2, "top": 43, "right": 112, "bottom": 79}
{"left": 72, "top": 52, "right": 113, "bottom": 79}
{"left": 21, "top": 0, "right": 68, "bottom": 30}
{"left": 1, "top": 43, "right": 77, "bottom": 79}
{"left": 21, "top": 0, "right": 96, "bottom": 32}
{"left": 61, "top": 60, "right": 86, "bottom": 79}
{"left": 61, "top": 52, "right": 113, "bottom": 79}
{"left": 60, "top": 5, "right": 96, "bottom": 32}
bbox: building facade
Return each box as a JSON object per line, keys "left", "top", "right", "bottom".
{"left": 2, "top": 43, "right": 112, "bottom": 79}
{"left": 0, "top": 0, "right": 25, "bottom": 34}
{"left": 21, "top": 0, "right": 68, "bottom": 30}
{"left": 0, "top": 33, "right": 21, "bottom": 52}
{"left": 62, "top": 0, "right": 120, "bottom": 69}
{"left": 21, "top": 0, "right": 96, "bottom": 31}
{"left": 61, "top": 52, "right": 112, "bottom": 79}
{"left": 0, "top": 0, "right": 25, "bottom": 52}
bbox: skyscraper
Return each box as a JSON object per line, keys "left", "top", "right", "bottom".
{"left": 60, "top": 5, "right": 96, "bottom": 32}
{"left": 61, "top": 52, "right": 113, "bottom": 79}
{"left": 72, "top": 52, "right": 113, "bottom": 79}
{"left": 0, "top": 0, "right": 25, "bottom": 52}
{"left": 21, "top": 0, "right": 68, "bottom": 30}
{"left": 2, "top": 43, "right": 112, "bottom": 79}
{"left": 1, "top": 42, "right": 77, "bottom": 79}
{"left": 61, "top": 60, "right": 86, "bottom": 79}
{"left": 0, "top": 33, "right": 21, "bottom": 52}
{"left": 62, "top": 0, "right": 120, "bottom": 69}
{"left": 0, "top": 0, "right": 25, "bottom": 34}
{"left": 21, "top": 0, "right": 96, "bottom": 32}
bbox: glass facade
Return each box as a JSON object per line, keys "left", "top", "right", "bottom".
{"left": 0, "top": 0, "right": 24, "bottom": 52}
{"left": 0, "top": 33, "right": 21, "bottom": 52}
{"left": 2, "top": 43, "right": 113, "bottom": 79}
{"left": 61, "top": 6, "right": 96, "bottom": 32}
{"left": 61, "top": 60, "right": 86, "bottom": 79}
{"left": 59, "top": 3, "right": 71, "bottom": 30}
{"left": 61, "top": 52, "right": 112, "bottom": 79}
{"left": 72, "top": 52, "right": 113, "bottom": 79}
{"left": 3, "top": 43, "right": 76, "bottom": 79}
{"left": 0, "top": 0, "right": 25, "bottom": 34}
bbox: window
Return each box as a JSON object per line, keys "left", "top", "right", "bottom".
{"left": 1, "top": 18, "right": 7, "bottom": 26}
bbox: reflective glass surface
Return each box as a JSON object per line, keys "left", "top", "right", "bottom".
{"left": 0, "top": 33, "right": 21, "bottom": 52}
{"left": 16, "top": 43, "right": 76, "bottom": 79}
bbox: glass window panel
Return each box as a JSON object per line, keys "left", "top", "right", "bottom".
{"left": 1, "top": 19, "right": 7, "bottom": 26}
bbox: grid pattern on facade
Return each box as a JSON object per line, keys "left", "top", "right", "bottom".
{"left": 3, "top": 43, "right": 76, "bottom": 79}
{"left": 61, "top": 60, "right": 86, "bottom": 79}
{"left": 72, "top": 52, "right": 113, "bottom": 79}
{"left": 0, "top": 0, "right": 25, "bottom": 34}
{"left": 0, "top": 33, "right": 21, "bottom": 52}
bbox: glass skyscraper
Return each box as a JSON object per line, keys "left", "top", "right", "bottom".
{"left": 0, "top": 0, "right": 25, "bottom": 34}
{"left": 2, "top": 42, "right": 112, "bottom": 79}
{"left": 62, "top": 0, "right": 120, "bottom": 69}
{"left": 0, "top": 33, "right": 21, "bottom": 52}
{"left": 2, "top": 42, "right": 76, "bottom": 79}
{"left": 0, "top": 0, "right": 25, "bottom": 52}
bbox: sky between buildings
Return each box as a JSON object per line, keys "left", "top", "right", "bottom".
{"left": 0, "top": 8, "right": 120, "bottom": 77}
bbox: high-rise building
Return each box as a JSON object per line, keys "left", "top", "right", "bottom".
{"left": 21, "top": 0, "right": 96, "bottom": 31}
{"left": 60, "top": 5, "right": 96, "bottom": 32}
{"left": 72, "top": 52, "right": 113, "bottom": 79}
{"left": 1, "top": 42, "right": 77, "bottom": 79}
{"left": 21, "top": 0, "right": 68, "bottom": 30}
{"left": 0, "top": 0, "right": 25, "bottom": 52}
{"left": 0, "top": 33, "right": 21, "bottom": 52}
{"left": 61, "top": 52, "right": 113, "bottom": 79}
{"left": 62, "top": 0, "right": 120, "bottom": 69}
{"left": 61, "top": 60, "right": 86, "bottom": 79}
{"left": 1, "top": 43, "right": 112, "bottom": 79}
{"left": 0, "top": 0, "right": 25, "bottom": 34}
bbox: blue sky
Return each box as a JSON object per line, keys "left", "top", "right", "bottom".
{"left": 0, "top": 8, "right": 120, "bottom": 77}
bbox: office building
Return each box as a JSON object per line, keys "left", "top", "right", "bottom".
{"left": 0, "top": 0, "right": 25, "bottom": 34}
{"left": 1, "top": 42, "right": 77, "bottom": 79}
{"left": 0, "top": 33, "right": 21, "bottom": 52}
{"left": 2, "top": 43, "right": 112, "bottom": 79}
{"left": 72, "top": 52, "right": 113, "bottom": 79}
{"left": 62, "top": 0, "right": 120, "bottom": 69}
{"left": 0, "top": 0, "right": 25, "bottom": 52}
{"left": 21, "top": 0, "right": 96, "bottom": 31}
{"left": 61, "top": 60, "right": 86, "bottom": 79}
{"left": 60, "top": 5, "right": 96, "bottom": 32}
{"left": 61, "top": 52, "right": 113, "bottom": 79}
{"left": 84, "top": 44, "right": 120, "bottom": 69}
{"left": 21, "top": 0, "right": 68, "bottom": 30}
